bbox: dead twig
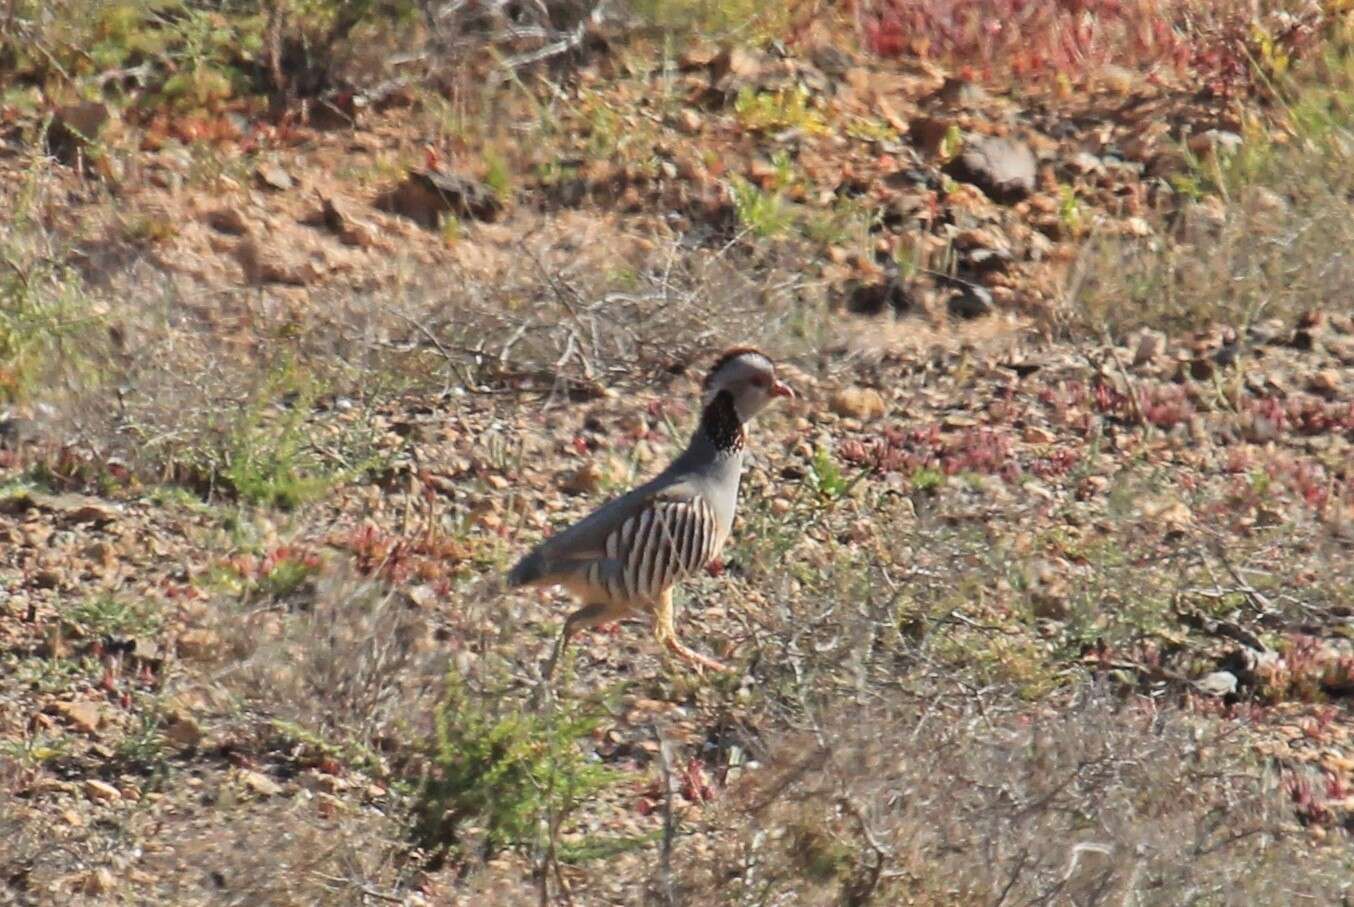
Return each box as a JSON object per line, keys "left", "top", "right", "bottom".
{"left": 657, "top": 730, "right": 677, "bottom": 907}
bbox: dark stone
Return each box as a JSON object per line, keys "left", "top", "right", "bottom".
{"left": 377, "top": 169, "right": 505, "bottom": 228}
{"left": 47, "top": 101, "right": 109, "bottom": 167}
{"left": 943, "top": 135, "right": 1037, "bottom": 203}
{"left": 847, "top": 278, "right": 912, "bottom": 316}
{"left": 947, "top": 285, "right": 994, "bottom": 319}
{"left": 963, "top": 246, "right": 1012, "bottom": 274}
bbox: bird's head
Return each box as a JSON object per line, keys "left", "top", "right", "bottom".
{"left": 701, "top": 346, "right": 794, "bottom": 423}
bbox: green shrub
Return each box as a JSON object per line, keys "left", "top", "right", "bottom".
{"left": 1, "top": 1, "right": 418, "bottom": 107}
{"left": 730, "top": 175, "right": 794, "bottom": 238}
{"left": 414, "top": 669, "right": 618, "bottom": 857}
{"left": 0, "top": 158, "right": 102, "bottom": 402}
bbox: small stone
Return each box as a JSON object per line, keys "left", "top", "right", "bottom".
{"left": 908, "top": 116, "right": 957, "bottom": 158}
{"left": 255, "top": 162, "right": 294, "bottom": 191}
{"left": 1248, "top": 318, "right": 1288, "bottom": 345}
{"left": 676, "top": 109, "right": 703, "bottom": 134}
{"left": 1121, "top": 216, "right": 1152, "bottom": 237}
{"left": 80, "top": 868, "right": 116, "bottom": 896}
{"left": 1097, "top": 64, "right": 1138, "bottom": 94}
{"left": 84, "top": 778, "right": 122, "bottom": 803}
{"left": 54, "top": 701, "right": 103, "bottom": 735}
{"left": 48, "top": 101, "right": 110, "bottom": 167}
{"left": 309, "top": 192, "right": 376, "bottom": 247}
{"left": 1197, "top": 671, "right": 1238, "bottom": 697}
{"left": 932, "top": 76, "right": 988, "bottom": 107}
{"left": 205, "top": 207, "right": 250, "bottom": 236}
{"left": 235, "top": 238, "right": 319, "bottom": 286}
{"left": 846, "top": 278, "right": 911, "bottom": 316}
{"left": 679, "top": 43, "right": 719, "bottom": 68}
{"left": 562, "top": 462, "right": 604, "bottom": 496}
{"left": 1187, "top": 129, "right": 1243, "bottom": 159}
{"left": 377, "top": 169, "right": 504, "bottom": 228}
{"left": 176, "top": 627, "right": 220, "bottom": 660}
{"left": 944, "top": 135, "right": 1036, "bottom": 203}
{"left": 164, "top": 714, "right": 204, "bottom": 748}
{"left": 710, "top": 45, "right": 763, "bottom": 92}
{"left": 1309, "top": 369, "right": 1341, "bottom": 398}
{"left": 239, "top": 770, "right": 283, "bottom": 797}
{"left": 1023, "top": 426, "right": 1055, "bottom": 444}
{"left": 1132, "top": 330, "right": 1166, "bottom": 366}
{"left": 1180, "top": 198, "right": 1227, "bottom": 240}
{"left": 829, "top": 387, "right": 886, "bottom": 420}
{"left": 947, "top": 285, "right": 993, "bottom": 319}
{"left": 1065, "top": 152, "right": 1105, "bottom": 176}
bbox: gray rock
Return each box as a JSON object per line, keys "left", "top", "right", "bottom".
{"left": 255, "top": 162, "right": 294, "bottom": 192}
{"left": 1196, "top": 671, "right": 1238, "bottom": 697}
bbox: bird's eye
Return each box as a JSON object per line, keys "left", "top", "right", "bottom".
{"left": 751, "top": 375, "right": 770, "bottom": 389}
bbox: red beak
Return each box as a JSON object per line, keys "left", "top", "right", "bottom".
{"left": 771, "top": 380, "right": 794, "bottom": 399}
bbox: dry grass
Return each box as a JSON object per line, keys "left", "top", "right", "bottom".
{"left": 680, "top": 681, "right": 1354, "bottom": 905}
{"left": 3, "top": 5, "right": 1354, "bottom": 905}
{"left": 204, "top": 567, "right": 450, "bottom": 767}
{"left": 1064, "top": 28, "right": 1354, "bottom": 338}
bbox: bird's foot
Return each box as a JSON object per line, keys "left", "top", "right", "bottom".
{"left": 663, "top": 638, "right": 732, "bottom": 675}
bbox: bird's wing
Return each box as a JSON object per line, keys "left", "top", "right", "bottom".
{"left": 585, "top": 487, "right": 720, "bottom": 602}
{"left": 507, "top": 477, "right": 717, "bottom": 597}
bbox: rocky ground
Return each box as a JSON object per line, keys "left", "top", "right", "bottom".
{"left": 2, "top": 2, "right": 1354, "bottom": 904}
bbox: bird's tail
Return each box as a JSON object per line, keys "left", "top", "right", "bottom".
{"left": 506, "top": 549, "right": 548, "bottom": 589}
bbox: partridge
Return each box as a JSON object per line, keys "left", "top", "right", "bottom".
{"left": 508, "top": 348, "right": 794, "bottom": 675}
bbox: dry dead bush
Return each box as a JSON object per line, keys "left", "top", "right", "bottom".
{"left": 0, "top": 776, "right": 413, "bottom": 906}
{"left": 207, "top": 567, "right": 450, "bottom": 767}
{"left": 680, "top": 681, "right": 1352, "bottom": 906}
{"left": 0, "top": 786, "right": 407, "bottom": 905}
{"left": 139, "top": 793, "right": 411, "bottom": 906}
{"left": 1065, "top": 39, "right": 1354, "bottom": 339}
{"left": 1067, "top": 178, "right": 1354, "bottom": 339}
{"left": 50, "top": 227, "right": 820, "bottom": 493}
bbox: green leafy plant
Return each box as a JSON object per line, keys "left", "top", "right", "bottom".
{"left": 216, "top": 363, "right": 360, "bottom": 509}
{"left": 414, "top": 669, "right": 619, "bottom": 857}
{"left": 67, "top": 593, "right": 162, "bottom": 637}
{"left": 0, "top": 156, "right": 102, "bottom": 402}
{"left": 209, "top": 545, "right": 322, "bottom": 602}
{"left": 733, "top": 85, "right": 828, "bottom": 135}
{"left": 909, "top": 466, "right": 944, "bottom": 493}
{"left": 807, "top": 446, "right": 855, "bottom": 501}
{"left": 482, "top": 148, "right": 512, "bottom": 201}
{"left": 117, "top": 711, "right": 169, "bottom": 774}
{"left": 730, "top": 176, "right": 795, "bottom": 238}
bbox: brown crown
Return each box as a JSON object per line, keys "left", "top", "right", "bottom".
{"left": 702, "top": 346, "right": 770, "bottom": 390}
